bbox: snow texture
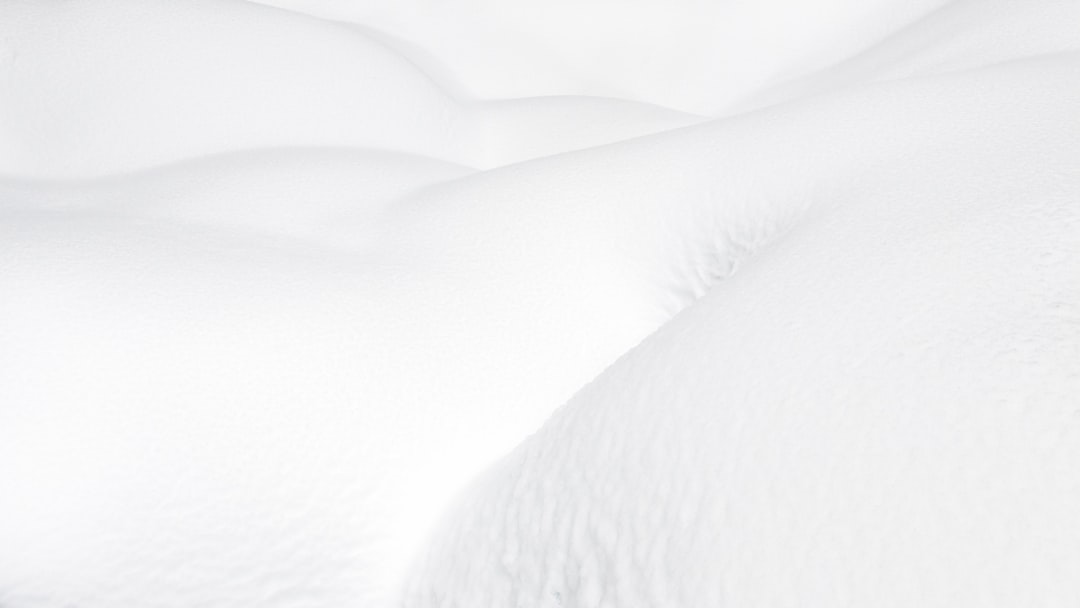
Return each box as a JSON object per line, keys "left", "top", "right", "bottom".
{"left": 1, "top": 0, "right": 1078, "bottom": 606}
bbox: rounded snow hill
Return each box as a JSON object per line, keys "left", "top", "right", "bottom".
{"left": 0, "top": 113, "right": 735, "bottom": 606}
{"left": 403, "top": 45, "right": 1080, "bottom": 608}
{"left": 0, "top": 0, "right": 470, "bottom": 177}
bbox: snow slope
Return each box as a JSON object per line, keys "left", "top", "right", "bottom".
{"left": 405, "top": 54, "right": 1080, "bottom": 607}
{"left": 1, "top": 0, "right": 1078, "bottom": 606}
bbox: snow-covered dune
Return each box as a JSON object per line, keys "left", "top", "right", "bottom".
{"left": 405, "top": 54, "right": 1080, "bottom": 607}
{"left": 1, "top": 0, "right": 1078, "bottom": 606}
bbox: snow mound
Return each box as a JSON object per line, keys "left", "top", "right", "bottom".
{"left": 404, "top": 52, "right": 1080, "bottom": 606}
{"left": 1, "top": 0, "right": 1079, "bottom": 606}
{"left": 0, "top": 0, "right": 473, "bottom": 177}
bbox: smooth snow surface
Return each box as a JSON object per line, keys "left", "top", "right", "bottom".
{"left": 1, "top": 0, "right": 1078, "bottom": 606}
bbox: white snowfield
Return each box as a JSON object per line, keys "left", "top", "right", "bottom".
{"left": 0, "top": 0, "right": 1077, "bottom": 606}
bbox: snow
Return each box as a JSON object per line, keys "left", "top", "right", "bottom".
{"left": 405, "top": 54, "right": 1080, "bottom": 607}
{"left": 1, "top": 0, "right": 1078, "bottom": 606}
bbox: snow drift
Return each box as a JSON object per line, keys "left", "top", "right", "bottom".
{"left": 1, "top": 0, "right": 1078, "bottom": 606}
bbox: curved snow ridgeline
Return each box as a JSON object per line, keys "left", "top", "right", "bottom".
{"left": 1, "top": 0, "right": 1078, "bottom": 606}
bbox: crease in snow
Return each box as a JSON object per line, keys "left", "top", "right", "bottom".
{"left": 340, "top": 22, "right": 479, "bottom": 104}
{"left": 0, "top": 146, "right": 478, "bottom": 188}
{"left": 230, "top": 0, "right": 475, "bottom": 103}
{"left": 0, "top": 146, "right": 476, "bottom": 247}
{"left": 721, "top": 0, "right": 960, "bottom": 114}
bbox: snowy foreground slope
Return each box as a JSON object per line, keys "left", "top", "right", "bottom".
{"left": 1, "top": 0, "right": 1079, "bottom": 606}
